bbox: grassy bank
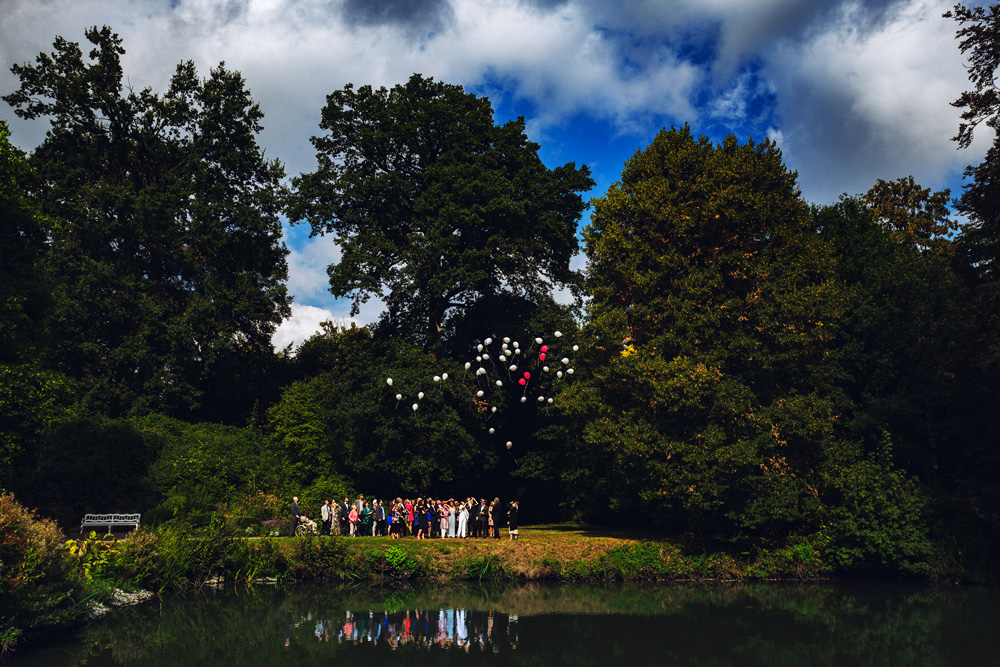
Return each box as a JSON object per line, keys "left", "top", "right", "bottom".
{"left": 318, "top": 524, "right": 833, "bottom": 582}
{"left": 74, "top": 522, "right": 851, "bottom": 591}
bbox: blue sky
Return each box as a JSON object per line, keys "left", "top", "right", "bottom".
{"left": 0, "top": 0, "right": 990, "bottom": 348}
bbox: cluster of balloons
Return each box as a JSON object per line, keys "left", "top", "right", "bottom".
{"left": 385, "top": 331, "right": 579, "bottom": 457}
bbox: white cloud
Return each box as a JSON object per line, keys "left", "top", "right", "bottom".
{"left": 271, "top": 303, "right": 344, "bottom": 351}
{"left": 764, "top": 0, "right": 987, "bottom": 203}
{"left": 283, "top": 226, "right": 341, "bottom": 304}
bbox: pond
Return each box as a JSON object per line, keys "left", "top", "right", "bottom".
{"left": 8, "top": 581, "right": 999, "bottom": 666}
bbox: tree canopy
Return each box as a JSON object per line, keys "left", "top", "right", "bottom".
{"left": 288, "top": 74, "right": 594, "bottom": 353}
{"left": 3, "top": 27, "right": 290, "bottom": 420}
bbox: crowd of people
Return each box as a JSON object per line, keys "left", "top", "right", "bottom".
{"left": 289, "top": 495, "right": 519, "bottom": 540}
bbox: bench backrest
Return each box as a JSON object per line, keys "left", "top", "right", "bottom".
{"left": 82, "top": 513, "right": 141, "bottom": 522}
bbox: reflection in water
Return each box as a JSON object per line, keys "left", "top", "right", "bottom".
{"left": 312, "top": 607, "right": 518, "bottom": 652}
{"left": 7, "top": 582, "right": 1000, "bottom": 666}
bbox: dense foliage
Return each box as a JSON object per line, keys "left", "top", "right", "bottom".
{"left": 288, "top": 74, "right": 593, "bottom": 353}
{"left": 556, "top": 128, "right": 932, "bottom": 563}
{"left": 3, "top": 27, "right": 290, "bottom": 421}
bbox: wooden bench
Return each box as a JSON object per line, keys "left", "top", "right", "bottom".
{"left": 80, "top": 513, "right": 141, "bottom": 534}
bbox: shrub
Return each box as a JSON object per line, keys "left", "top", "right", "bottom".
{"left": 598, "top": 541, "right": 666, "bottom": 579}
{"left": 822, "top": 438, "right": 933, "bottom": 575}
{"left": 0, "top": 490, "right": 88, "bottom": 653}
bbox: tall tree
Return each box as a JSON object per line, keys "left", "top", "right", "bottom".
{"left": 3, "top": 27, "right": 290, "bottom": 419}
{"left": 288, "top": 74, "right": 593, "bottom": 353}
{"left": 863, "top": 176, "right": 955, "bottom": 254}
{"left": 570, "top": 127, "right": 847, "bottom": 539}
{"left": 0, "top": 120, "right": 76, "bottom": 479}
{"left": 942, "top": 4, "right": 1000, "bottom": 542}
{"left": 560, "top": 128, "right": 932, "bottom": 572}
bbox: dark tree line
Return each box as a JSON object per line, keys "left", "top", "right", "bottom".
{"left": 2, "top": 14, "right": 1000, "bottom": 576}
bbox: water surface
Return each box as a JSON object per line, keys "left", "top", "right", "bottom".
{"left": 9, "top": 581, "right": 999, "bottom": 666}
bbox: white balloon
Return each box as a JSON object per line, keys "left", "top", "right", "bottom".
{"left": 395, "top": 393, "right": 402, "bottom": 400}
{"left": 418, "top": 392, "right": 424, "bottom": 399}
{"left": 477, "top": 344, "right": 483, "bottom": 352}
{"left": 506, "top": 441, "right": 512, "bottom": 449}
{"left": 496, "top": 380, "right": 503, "bottom": 387}
{"left": 573, "top": 345, "right": 579, "bottom": 352}
{"left": 499, "top": 355, "right": 506, "bottom": 362}
{"left": 386, "top": 378, "right": 393, "bottom": 386}
{"left": 509, "top": 365, "right": 517, "bottom": 372}
{"left": 489, "top": 427, "right": 495, "bottom": 434}
{"left": 520, "top": 397, "right": 527, "bottom": 403}
{"left": 535, "top": 337, "right": 543, "bottom": 344}
{"left": 483, "top": 353, "right": 490, "bottom": 360}
{"left": 442, "top": 373, "right": 448, "bottom": 380}
{"left": 491, "top": 406, "right": 497, "bottom": 412}
{"left": 503, "top": 337, "right": 510, "bottom": 343}
{"left": 514, "top": 348, "right": 521, "bottom": 355}
{"left": 476, "top": 356, "right": 482, "bottom": 362}
{"left": 464, "top": 362, "right": 471, "bottom": 369}
{"left": 543, "top": 366, "right": 549, "bottom": 372}
{"left": 513, "top": 341, "right": 520, "bottom": 348}
{"left": 547, "top": 398, "right": 554, "bottom": 404}
{"left": 477, "top": 390, "right": 484, "bottom": 397}
{"left": 567, "top": 368, "right": 575, "bottom": 375}
{"left": 412, "top": 403, "right": 419, "bottom": 411}
{"left": 557, "top": 371, "right": 563, "bottom": 378}
{"left": 537, "top": 396, "right": 545, "bottom": 402}
{"left": 561, "top": 358, "right": 569, "bottom": 364}
{"left": 554, "top": 331, "right": 563, "bottom": 337}
{"left": 433, "top": 375, "right": 441, "bottom": 382}
{"left": 485, "top": 337, "right": 493, "bottom": 346}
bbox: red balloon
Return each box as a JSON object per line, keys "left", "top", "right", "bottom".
{"left": 539, "top": 353, "right": 546, "bottom": 361}
{"left": 541, "top": 345, "right": 549, "bottom": 352}
{"left": 523, "top": 372, "right": 531, "bottom": 379}
{"left": 519, "top": 378, "right": 526, "bottom": 386}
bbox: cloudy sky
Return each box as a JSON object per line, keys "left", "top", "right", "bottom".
{"left": 0, "top": 0, "right": 989, "bottom": 348}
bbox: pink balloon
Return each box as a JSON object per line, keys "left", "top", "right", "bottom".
{"left": 539, "top": 353, "right": 546, "bottom": 361}
{"left": 519, "top": 378, "right": 526, "bottom": 386}
{"left": 541, "top": 345, "right": 549, "bottom": 352}
{"left": 523, "top": 372, "right": 531, "bottom": 379}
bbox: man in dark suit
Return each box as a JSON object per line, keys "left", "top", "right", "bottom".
{"left": 477, "top": 499, "right": 489, "bottom": 538}
{"left": 469, "top": 498, "right": 480, "bottom": 538}
{"left": 374, "top": 499, "right": 387, "bottom": 537}
{"left": 339, "top": 497, "right": 350, "bottom": 536}
{"left": 289, "top": 496, "right": 300, "bottom": 537}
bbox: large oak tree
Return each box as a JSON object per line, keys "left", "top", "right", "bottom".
{"left": 3, "top": 27, "right": 290, "bottom": 420}
{"left": 288, "top": 74, "right": 593, "bottom": 353}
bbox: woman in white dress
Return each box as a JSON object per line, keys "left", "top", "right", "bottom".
{"left": 457, "top": 502, "right": 469, "bottom": 538}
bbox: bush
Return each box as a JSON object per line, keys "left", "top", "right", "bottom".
{"left": 822, "top": 438, "right": 933, "bottom": 575}
{"left": 0, "top": 490, "right": 88, "bottom": 654}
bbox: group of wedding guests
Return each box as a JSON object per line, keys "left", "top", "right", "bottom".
{"left": 295, "top": 495, "right": 520, "bottom": 541}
